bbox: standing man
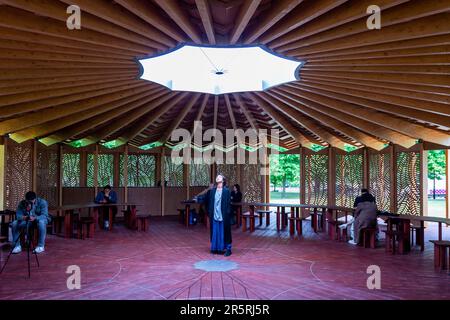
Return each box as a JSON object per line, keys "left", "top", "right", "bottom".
{"left": 195, "top": 175, "right": 233, "bottom": 256}
{"left": 11, "top": 191, "right": 49, "bottom": 254}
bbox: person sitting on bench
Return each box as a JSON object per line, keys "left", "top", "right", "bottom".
{"left": 11, "top": 191, "right": 49, "bottom": 254}
{"left": 349, "top": 189, "right": 378, "bottom": 245}
{"left": 95, "top": 185, "right": 117, "bottom": 229}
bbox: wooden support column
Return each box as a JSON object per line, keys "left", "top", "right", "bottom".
{"left": 300, "top": 147, "right": 305, "bottom": 204}
{"left": 94, "top": 144, "right": 99, "bottom": 195}
{"left": 446, "top": 149, "right": 449, "bottom": 220}
{"left": 160, "top": 149, "right": 165, "bottom": 216}
{"left": 124, "top": 145, "right": 129, "bottom": 203}
{"left": 32, "top": 139, "right": 37, "bottom": 192}
{"left": 58, "top": 144, "right": 63, "bottom": 206}
{"left": 420, "top": 144, "right": 428, "bottom": 217}
{"left": 113, "top": 151, "right": 120, "bottom": 189}
{"left": 328, "top": 147, "right": 336, "bottom": 206}
{"left": 389, "top": 144, "right": 397, "bottom": 213}
{"left": 184, "top": 162, "right": 190, "bottom": 199}
{"left": 0, "top": 137, "right": 5, "bottom": 211}
{"left": 80, "top": 150, "right": 87, "bottom": 187}
{"left": 363, "top": 147, "right": 369, "bottom": 189}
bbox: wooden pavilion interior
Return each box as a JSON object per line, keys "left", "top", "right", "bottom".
{"left": 0, "top": 0, "right": 449, "bottom": 300}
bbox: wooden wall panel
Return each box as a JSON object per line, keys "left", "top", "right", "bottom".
{"left": 164, "top": 187, "right": 186, "bottom": 215}
{"left": 128, "top": 187, "right": 161, "bottom": 216}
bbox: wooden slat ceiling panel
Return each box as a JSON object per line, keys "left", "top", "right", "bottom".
{"left": 0, "top": 0, "right": 448, "bottom": 149}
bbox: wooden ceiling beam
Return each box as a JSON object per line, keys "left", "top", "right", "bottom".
{"left": 0, "top": 6, "right": 153, "bottom": 55}
{"left": 301, "top": 69, "right": 450, "bottom": 88}
{"left": 84, "top": 92, "right": 181, "bottom": 145}
{"left": 0, "top": 48, "right": 135, "bottom": 65}
{"left": 40, "top": 89, "right": 168, "bottom": 146}
{"left": 153, "top": 0, "right": 203, "bottom": 44}
{"left": 213, "top": 96, "right": 219, "bottom": 131}
{"left": 0, "top": 68, "right": 137, "bottom": 81}
{"left": 255, "top": 92, "right": 348, "bottom": 150}
{"left": 58, "top": 0, "right": 175, "bottom": 48}
{"left": 242, "top": 0, "right": 304, "bottom": 44}
{"left": 258, "top": 0, "right": 346, "bottom": 44}
{"left": 0, "top": 59, "right": 134, "bottom": 70}
{"left": 245, "top": 92, "right": 316, "bottom": 149}
{"left": 232, "top": 93, "right": 259, "bottom": 131}
{"left": 302, "top": 73, "right": 450, "bottom": 96}
{"left": 195, "top": 0, "right": 216, "bottom": 44}
{"left": 191, "top": 94, "right": 210, "bottom": 136}
{"left": 116, "top": 93, "right": 190, "bottom": 145}
{"left": 284, "top": 86, "right": 450, "bottom": 146}
{"left": 0, "top": 27, "right": 140, "bottom": 57}
{"left": 307, "top": 55, "right": 450, "bottom": 66}
{"left": 290, "top": 81, "right": 450, "bottom": 117}
{"left": 268, "top": 89, "right": 386, "bottom": 150}
{"left": 3, "top": 0, "right": 168, "bottom": 50}
{"left": 302, "top": 64, "right": 450, "bottom": 74}
{"left": 269, "top": 0, "right": 407, "bottom": 49}
{"left": 0, "top": 80, "right": 145, "bottom": 118}
{"left": 11, "top": 88, "right": 167, "bottom": 143}
{"left": 286, "top": 13, "right": 450, "bottom": 57}
{"left": 280, "top": 0, "right": 450, "bottom": 52}
{"left": 301, "top": 77, "right": 450, "bottom": 105}
{"left": 229, "top": 0, "right": 262, "bottom": 44}
{"left": 0, "top": 38, "right": 133, "bottom": 60}
{"left": 0, "top": 78, "right": 140, "bottom": 107}
{"left": 113, "top": 0, "right": 187, "bottom": 42}
{"left": 275, "top": 87, "right": 417, "bottom": 148}
{"left": 0, "top": 83, "right": 151, "bottom": 135}
{"left": 224, "top": 95, "right": 237, "bottom": 130}
{"left": 159, "top": 93, "right": 202, "bottom": 144}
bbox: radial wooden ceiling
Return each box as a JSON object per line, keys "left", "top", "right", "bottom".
{"left": 0, "top": 0, "right": 449, "bottom": 151}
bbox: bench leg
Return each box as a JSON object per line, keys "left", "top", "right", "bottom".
{"left": 266, "top": 213, "right": 270, "bottom": 227}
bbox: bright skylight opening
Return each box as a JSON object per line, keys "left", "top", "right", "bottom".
{"left": 138, "top": 44, "right": 303, "bottom": 95}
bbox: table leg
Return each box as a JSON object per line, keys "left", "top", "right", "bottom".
{"left": 250, "top": 205, "right": 255, "bottom": 232}
{"left": 109, "top": 207, "right": 113, "bottom": 231}
{"left": 185, "top": 204, "right": 190, "bottom": 227}
{"left": 64, "top": 210, "right": 72, "bottom": 239}
{"left": 420, "top": 221, "right": 425, "bottom": 251}
{"left": 236, "top": 206, "right": 241, "bottom": 229}
{"left": 281, "top": 207, "right": 286, "bottom": 229}
{"left": 438, "top": 222, "right": 442, "bottom": 241}
{"left": 289, "top": 207, "right": 295, "bottom": 235}
{"left": 276, "top": 207, "right": 280, "bottom": 231}
{"left": 403, "top": 220, "right": 410, "bottom": 253}
{"left": 312, "top": 208, "right": 317, "bottom": 233}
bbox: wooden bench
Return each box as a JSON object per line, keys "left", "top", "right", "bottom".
{"left": 383, "top": 230, "right": 406, "bottom": 254}
{"left": 328, "top": 220, "right": 346, "bottom": 240}
{"left": 177, "top": 209, "right": 185, "bottom": 225}
{"left": 429, "top": 240, "right": 450, "bottom": 270}
{"left": 77, "top": 217, "right": 95, "bottom": 240}
{"left": 255, "top": 210, "right": 272, "bottom": 227}
{"left": 136, "top": 215, "right": 150, "bottom": 232}
{"left": 242, "top": 212, "right": 255, "bottom": 232}
{"left": 362, "top": 228, "right": 377, "bottom": 249}
{"left": 288, "top": 216, "right": 305, "bottom": 236}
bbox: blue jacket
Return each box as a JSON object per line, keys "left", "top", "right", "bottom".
{"left": 95, "top": 190, "right": 117, "bottom": 204}
{"left": 16, "top": 197, "right": 49, "bottom": 223}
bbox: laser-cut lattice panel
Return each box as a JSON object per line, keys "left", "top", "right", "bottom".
{"left": 242, "top": 164, "right": 263, "bottom": 203}
{"left": 62, "top": 153, "right": 80, "bottom": 187}
{"left": 190, "top": 161, "right": 210, "bottom": 186}
{"left": 369, "top": 153, "right": 391, "bottom": 211}
{"left": 216, "top": 164, "right": 238, "bottom": 188}
{"left": 36, "top": 143, "right": 59, "bottom": 208}
{"left": 87, "top": 154, "right": 114, "bottom": 187}
{"left": 304, "top": 153, "right": 328, "bottom": 206}
{"left": 396, "top": 151, "right": 421, "bottom": 216}
{"left": 336, "top": 153, "right": 363, "bottom": 208}
{"left": 5, "top": 140, "right": 33, "bottom": 210}
{"left": 164, "top": 156, "right": 184, "bottom": 187}
{"left": 120, "top": 154, "right": 156, "bottom": 187}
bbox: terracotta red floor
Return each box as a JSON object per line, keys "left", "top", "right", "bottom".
{"left": 0, "top": 216, "right": 449, "bottom": 300}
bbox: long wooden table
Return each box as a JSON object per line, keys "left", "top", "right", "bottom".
{"left": 50, "top": 203, "right": 143, "bottom": 238}
{"left": 233, "top": 202, "right": 354, "bottom": 234}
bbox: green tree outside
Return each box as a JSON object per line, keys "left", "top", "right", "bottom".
{"left": 427, "top": 150, "right": 446, "bottom": 199}
{"left": 270, "top": 154, "right": 300, "bottom": 197}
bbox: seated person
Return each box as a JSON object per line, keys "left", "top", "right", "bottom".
{"left": 11, "top": 191, "right": 49, "bottom": 254}
{"left": 95, "top": 185, "right": 117, "bottom": 229}
{"left": 349, "top": 189, "right": 378, "bottom": 245}
{"left": 230, "top": 184, "right": 242, "bottom": 225}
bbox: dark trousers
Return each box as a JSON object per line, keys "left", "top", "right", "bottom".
{"left": 102, "top": 206, "right": 117, "bottom": 222}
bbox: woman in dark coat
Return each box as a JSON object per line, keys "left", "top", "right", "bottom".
{"left": 230, "top": 184, "right": 242, "bottom": 225}
{"left": 195, "top": 174, "right": 233, "bottom": 256}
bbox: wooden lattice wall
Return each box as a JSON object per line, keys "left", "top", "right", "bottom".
{"left": 36, "top": 142, "right": 59, "bottom": 208}
{"left": 368, "top": 150, "right": 391, "bottom": 212}
{"left": 303, "top": 151, "right": 328, "bottom": 206}
{"left": 396, "top": 150, "right": 421, "bottom": 216}
{"left": 4, "top": 139, "right": 33, "bottom": 210}
{"left": 335, "top": 150, "right": 364, "bottom": 208}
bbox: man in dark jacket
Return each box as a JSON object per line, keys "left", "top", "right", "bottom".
{"left": 196, "top": 174, "right": 233, "bottom": 256}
